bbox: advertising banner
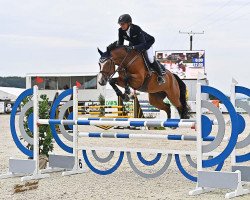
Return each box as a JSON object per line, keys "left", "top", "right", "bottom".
{"left": 155, "top": 50, "right": 205, "bottom": 79}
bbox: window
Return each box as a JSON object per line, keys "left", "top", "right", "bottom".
{"left": 58, "top": 77, "right": 71, "bottom": 90}
{"left": 44, "top": 77, "right": 57, "bottom": 90}
{"left": 71, "top": 77, "right": 84, "bottom": 89}
{"left": 84, "top": 76, "right": 97, "bottom": 89}
{"left": 31, "top": 77, "right": 45, "bottom": 89}
{"left": 30, "top": 75, "right": 98, "bottom": 90}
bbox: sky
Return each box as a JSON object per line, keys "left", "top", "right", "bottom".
{"left": 0, "top": 0, "right": 249, "bottom": 93}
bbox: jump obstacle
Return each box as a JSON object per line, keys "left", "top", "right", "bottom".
{"left": 77, "top": 104, "right": 134, "bottom": 117}
{"left": 77, "top": 96, "right": 137, "bottom": 118}
{"left": 62, "top": 96, "right": 139, "bottom": 130}
{"left": 0, "top": 79, "right": 250, "bottom": 199}
{"left": 75, "top": 96, "right": 143, "bottom": 130}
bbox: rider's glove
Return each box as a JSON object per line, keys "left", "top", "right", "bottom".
{"left": 126, "top": 46, "right": 135, "bottom": 52}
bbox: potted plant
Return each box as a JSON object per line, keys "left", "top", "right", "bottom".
{"left": 23, "top": 94, "right": 54, "bottom": 169}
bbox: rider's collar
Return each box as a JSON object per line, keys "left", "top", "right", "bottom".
{"left": 126, "top": 26, "right": 131, "bottom": 36}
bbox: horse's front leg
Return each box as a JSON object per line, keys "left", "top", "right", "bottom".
{"left": 124, "top": 76, "right": 131, "bottom": 95}
{"left": 109, "top": 78, "right": 130, "bottom": 102}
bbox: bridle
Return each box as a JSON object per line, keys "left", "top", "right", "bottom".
{"left": 99, "top": 49, "right": 140, "bottom": 82}
{"left": 99, "top": 58, "right": 116, "bottom": 82}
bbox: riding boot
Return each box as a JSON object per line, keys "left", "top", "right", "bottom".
{"left": 151, "top": 60, "right": 166, "bottom": 85}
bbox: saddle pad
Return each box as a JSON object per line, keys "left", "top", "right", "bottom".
{"left": 142, "top": 54, "right": 166, "bottom": 75}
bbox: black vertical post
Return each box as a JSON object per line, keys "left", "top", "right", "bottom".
{"left": 179, "top": 30, "right": 204, "bottom": 50}
{"left": 190, "top": 35, "right": 193, "bottom": 50}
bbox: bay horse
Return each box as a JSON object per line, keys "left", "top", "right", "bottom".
{"left": 97, "top": 44, "right": 190, "bottom": 119}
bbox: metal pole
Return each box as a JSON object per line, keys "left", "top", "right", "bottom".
{"left": 190, "top": 35, "right": 193, "bottom": 50}
{"left": 179, "top": 30, "right": 204, "bottom": 50}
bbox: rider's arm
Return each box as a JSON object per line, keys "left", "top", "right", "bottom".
{"left": 133, "top": 26, "right": 154, "bottom": 52}
{"left": 117, "top": 28, "right": 124, "bottom": 45}
{"left": 133, "top": 26, "right": 146, "bottom": 52}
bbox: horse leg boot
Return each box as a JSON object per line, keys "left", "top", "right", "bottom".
{"left": 109, "top": 78, "right": 130, "bottom": 102}
{"left": 124, "top": 76, "right": 131, "bottom": 95}
{"left": 151, "top": 59, "right": 166, "bottom": 85}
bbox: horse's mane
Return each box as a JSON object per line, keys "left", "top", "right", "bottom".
{"left": 99, "top": 41, "right": 128, "bottom": 61}
{"left": 107, "top": 41, "right": 127, "bottom": 52}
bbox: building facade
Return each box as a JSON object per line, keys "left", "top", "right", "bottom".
{"left": 26, "top": 72, "right": 106, "bottom": 102}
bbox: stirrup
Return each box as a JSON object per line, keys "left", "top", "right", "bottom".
{"left": 157, "top": 76, "right": 166, "bottom": 85}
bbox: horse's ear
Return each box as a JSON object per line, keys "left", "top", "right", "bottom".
{"left": 97, "top": 47, "right": 104, "bottom": 56}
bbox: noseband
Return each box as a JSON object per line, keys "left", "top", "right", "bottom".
{"left": 99, "top": 58, "right": 116, "bottom": 82}
{"left": 99, "top": 50, "right": 139, "bottom": 82}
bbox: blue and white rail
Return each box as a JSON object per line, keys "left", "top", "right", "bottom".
{"left": 39, "top": 118, "right": 196, "bottom": 128}
{"left": 38, "top": 117, "right": 222, "bottom": 128}
{"left": 78, "top": 132, "right": 222, "bottom": 141}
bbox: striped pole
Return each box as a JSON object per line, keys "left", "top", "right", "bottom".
{"left": 78, "top": 111, "right": 129, "bottom": 114}
{"left": 39, "top": 117, "right": 220, "bottom": 125}
{"left": 78, "top": 132, "right": 220, "bottom": 141}
{"left": 78, "top": 105, "right": 127, "bottom": 109}
{"left": 42, "top": 119, "right": 196, "bottom": 128}
{"left": 93, "top": 115, "right": 132, "bottom": 118}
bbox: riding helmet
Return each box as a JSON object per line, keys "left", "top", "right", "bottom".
{"left": 118, "top": 14, "right": 132, "bottom": 24}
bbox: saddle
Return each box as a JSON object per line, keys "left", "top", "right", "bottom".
{"left": 134, "top": 52, "right": 166, "bottom": 92}
{"left": 141, "top": 52, "right": 166, "bottom": 75}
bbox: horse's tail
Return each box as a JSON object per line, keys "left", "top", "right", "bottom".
{"left": 173, "top": 74, "right": 191, "bottom": 119}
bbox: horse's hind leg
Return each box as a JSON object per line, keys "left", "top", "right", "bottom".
{"left": 166, "top": 93, "right": 185, "bottom": 118}
{"left": 148, "top": 92, "right": 171, "bottom": 118}
{"left": 170, "top": 74, "right": 190, "bottom": 119}
{"left": 166, "top": 91, "right": 190, "bottom": 119}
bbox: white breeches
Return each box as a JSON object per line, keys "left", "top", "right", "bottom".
{"left": 146, "top": 46, "right": 154, "bottom": 63}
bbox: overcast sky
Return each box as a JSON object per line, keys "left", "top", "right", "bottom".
{"left": 0, "top": 0, "right": 249, "bottom": 92}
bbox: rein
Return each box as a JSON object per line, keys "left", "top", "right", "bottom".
{"left": 117, "top": 50, "right": 140, "bottom": 71}
{"left": 99, "top": 49, "right": 140, "bottom": 83}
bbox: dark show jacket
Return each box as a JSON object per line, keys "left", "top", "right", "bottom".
{"left": 117, "top": 24, "right": 155, "bottom": 52}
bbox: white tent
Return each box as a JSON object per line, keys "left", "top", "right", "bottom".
{"left": 0, "top": 87, "right": 25, "bottom": 101}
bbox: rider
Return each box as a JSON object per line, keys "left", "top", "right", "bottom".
{"left": 117, "top": 14, "right": 166, "bottom": 85}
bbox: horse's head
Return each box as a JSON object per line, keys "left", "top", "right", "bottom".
{"left": 97, "top": 48, "right": 115, "bottom": 86}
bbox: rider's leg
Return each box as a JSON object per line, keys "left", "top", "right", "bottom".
{"left": 146, "top": 46, "right": 166, "bottom": 85}
{"left": 146, "top": 46, "right": 154, "bottom": 63}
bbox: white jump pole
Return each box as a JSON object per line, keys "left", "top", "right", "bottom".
{"left": 62, "top": 86, "right": 85, "bottom": 176}
{"left": 21, "top": 85, "right": 50, "bottom": 181}
{"left": 230, "top": 78, "right": 238, "bottom": 166}
{"left": 196, "top": 82, "right": 202, "bottom": 172}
